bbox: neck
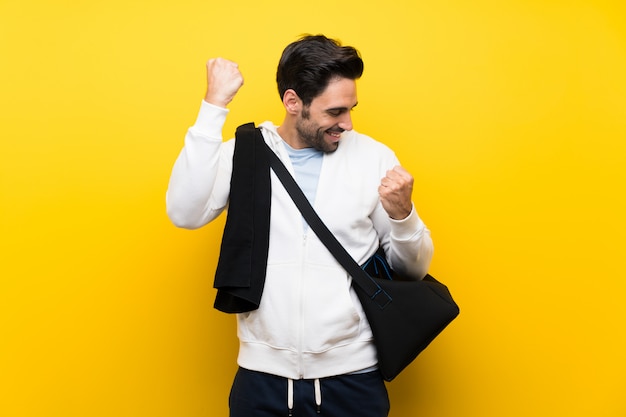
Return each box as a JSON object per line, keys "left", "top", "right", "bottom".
{"left": 277, "top": 116, "right": 306, "bottom": 149}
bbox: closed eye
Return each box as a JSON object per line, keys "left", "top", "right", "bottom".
{"left": 327, "top": 109, "right": 346, "bottom": 117}
{"left": 326, "top": 103, "right": 358, "bottom": 117}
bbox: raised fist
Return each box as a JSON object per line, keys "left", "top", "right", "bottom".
{"left": 204, "top": 57, "right": 244, "bottom": 108}
{"left": 378, "top": 166, "right": 414, "bottom": 220}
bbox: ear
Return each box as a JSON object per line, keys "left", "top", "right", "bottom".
{"left": 282, "top": 89, "right": 301, "bottom": 115}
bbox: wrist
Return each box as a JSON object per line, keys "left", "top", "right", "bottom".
{"left": 389, "top": 204, "right": 412, "bottom": 221}
{"left": 204, "top": 92, "right": 231, "bottom": 108}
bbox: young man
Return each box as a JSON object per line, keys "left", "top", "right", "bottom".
{"left": 166, "top": 35, "right": 433, "bottom": 417}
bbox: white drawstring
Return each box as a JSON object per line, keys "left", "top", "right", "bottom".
{"left": 314, "top": 378, "right": 322, "bottom": 413}
{"left": 287, "top": 377, "right": 322, "bottom": 415}
{"left": 288, "top": 379, "right": 294, "bottom": 416}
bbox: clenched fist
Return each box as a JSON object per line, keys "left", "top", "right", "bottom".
{"left": 378, "top": 166, "right": 414, "bottom": 220}
{"left": 204, "top": 58, "right": 244, "bottom": 108}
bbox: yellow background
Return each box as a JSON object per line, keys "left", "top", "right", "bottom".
{"left": 2, "top": 0, "right": 625, "bottom": 416}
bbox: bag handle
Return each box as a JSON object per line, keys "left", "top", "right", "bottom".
{"left": 254, "top": 128, "right": 393, "bottom": 309}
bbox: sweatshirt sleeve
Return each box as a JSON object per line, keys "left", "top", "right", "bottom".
{"left": 369, "top": 148, "right": 434, "bottom": 280}
{"left": 165, "top": 101, "right": 235, "bottom": 229}
{"left": 386, "top": 206, "right": 434, "bottom": 280}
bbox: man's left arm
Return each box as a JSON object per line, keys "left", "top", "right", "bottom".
{"left": 378, "top": 166, "right": 434, "bottom": 279}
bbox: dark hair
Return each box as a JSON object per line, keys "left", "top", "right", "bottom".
{"left": 276, "top": 35, "right": 364, "bottom": 106}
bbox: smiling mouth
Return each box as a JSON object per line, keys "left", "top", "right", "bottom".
{"left": 326, "top": 130, "right": 343, "bottom": 139}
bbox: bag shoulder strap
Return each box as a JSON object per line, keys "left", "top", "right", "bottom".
{"left": 255, "top": 128, "right": 392, "bottom": 309}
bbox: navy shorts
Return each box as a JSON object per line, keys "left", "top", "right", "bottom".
{"left": 229, "top": 367, "right": 390, "bottom": 417}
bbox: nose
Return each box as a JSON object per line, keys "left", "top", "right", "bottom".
{"left": 338, "top": 112, "right": 353, "bottom": 131}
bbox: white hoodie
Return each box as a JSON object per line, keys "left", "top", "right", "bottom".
{"left": 166, "top": 101, "right": 434, "bottom": 379}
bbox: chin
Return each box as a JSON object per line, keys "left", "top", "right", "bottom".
{"left": 323, "top": 142, "right": 339, "bottom": 153}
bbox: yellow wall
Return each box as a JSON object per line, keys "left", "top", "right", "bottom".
{"left": 2, "top": 0, "right": 625, "bottom": 416}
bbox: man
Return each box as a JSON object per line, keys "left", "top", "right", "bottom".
{"left": 166, "top": 35, "right": 433, "bottom": 417}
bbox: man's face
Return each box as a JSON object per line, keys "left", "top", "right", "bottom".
{"left": 295, "top": 77, "right": 358, "bottom": 153}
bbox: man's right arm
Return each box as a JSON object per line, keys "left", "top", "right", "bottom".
{"left": 165, "top": 58, "right": 244, "bottom": 229}
{"left": 166, "top": 102, "right": 231, "bottom": 229}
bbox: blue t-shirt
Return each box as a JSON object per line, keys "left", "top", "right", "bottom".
{"left": 283, "top": 142, "right": 323, "bottom": 230}
{"left": 283, "top": 141, "right": 323, "bottom": 205}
